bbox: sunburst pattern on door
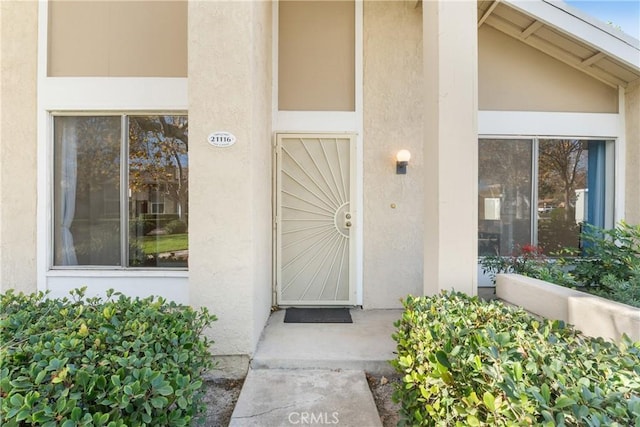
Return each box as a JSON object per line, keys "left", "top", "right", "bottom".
{"left": 277, "top": 135, "right": 353, "bottom": 304}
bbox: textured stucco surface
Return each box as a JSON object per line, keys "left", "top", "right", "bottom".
{"left": 48, "top": 0, "right": 187, "bottom": 77}
{"left": 422, "top": 0, "right": 478, "bottom": 296}
{"left": 363, "top": 2, "right": 423, "bottom": 308}
{"left": 0, "top": 1, "right": 38, "bottom": 293}
{"left": 479, "top": 26, "right": 618, "bottom": 113}
{"left": 625, "top": 81, "right": 640, "bottom": 224}
{"left": 188, "top": 1, "right": 272, "bottom": 357}
{"left": 278, "top": 1, "right": 355, "bottom": 111}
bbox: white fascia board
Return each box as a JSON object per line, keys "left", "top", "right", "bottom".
{"left": 275, "top": 111, "right": 359, "bottom": 132}
{"left": 504, "top": 0, "right": 640, "bottom": 71}
{"left": 40, "top": 78, "right": 188, "bottom": 111}
{"left": 479, "top": 111, "right": 620, "bottom": 138}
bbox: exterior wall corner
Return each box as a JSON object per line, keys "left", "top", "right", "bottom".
{"left": 188, "top": 0, "right": 273, "bottom": 357}
{"left": 0, "top": 0, "right": 39, "bottom": 293}
{"left": 422, "top": 0, "right": 478, "bottom": 296}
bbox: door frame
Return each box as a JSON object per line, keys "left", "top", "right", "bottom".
{"left": 271, "top": 1, "right": 364, "bottom": 306}
{"left": 273, "top": 132, "right": 360, "bottom": 306}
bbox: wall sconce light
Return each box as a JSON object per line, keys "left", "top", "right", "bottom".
{"left": 396, "top": 149, "right": 411, "bottom": 174}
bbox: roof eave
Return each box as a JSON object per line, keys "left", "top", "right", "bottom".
{"left": 503, "top": 0, "right": 640, "bottom": 73}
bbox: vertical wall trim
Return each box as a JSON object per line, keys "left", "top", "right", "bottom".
{"left": 36, "top": 0, "right": 50, "bottom": 291}
{"left": 616, "top": 86, "right": 626, "bottom": 224}
{"left": 120, "top": 116, "right": 129, "bottom": 267}
{"left": 271, "top": 1, "right": 279, "bottom": 130}
{"left": 355, "top": 0, "right": 363, "bottom": 305}
{"left": 532, "top": 138, "right": 540, "bottom": 246}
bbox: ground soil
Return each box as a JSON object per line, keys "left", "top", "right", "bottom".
{"left": 366, "top": 373, "right": 402, "bottom": 427}
{"left": 201, "top": 378, "right": 245, "bottom": 426}
{"left": 200, "top": 373, "right": 400, "bottom": 427}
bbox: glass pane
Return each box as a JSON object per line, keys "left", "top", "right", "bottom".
{"left": 478, "top": 139, "right": 533, "bottom": 256}
{"left": 53, "top": 116, "right": 122, "bottom": 266}
{"left": 538, "top": 139, "right": 599, "bottom": 254}
{"left": 128, "top": 116, "right": 188, "bottom": 268}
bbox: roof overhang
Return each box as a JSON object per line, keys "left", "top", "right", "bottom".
{"left": 478, "top": 0, "right": 640, "bottom": 88}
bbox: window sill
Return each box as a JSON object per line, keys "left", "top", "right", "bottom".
{"left": 46, "top": 269, "right": 188, "bottom": 278}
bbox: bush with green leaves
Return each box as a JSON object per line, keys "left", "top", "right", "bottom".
{"left": 164, "top": 220, "right": 188, "bottom": 235}
{"left": 572, "top": 221, "right": 640, "bottom": 286}
{"left": 589, "top": 270, "right": 640, "bottom": 309}
{"left": 480, "top": 222, "right": 640, "bottom": 308}
{"left": 0, "top": 288, "right": 216, "bottom": 426}
{"left": 480, "top": 244, "right": 577, "bottom": 288}
{"left": 129, "top": 219, "right": 156, "bottom": 237}
{"left": 140, "top": 214, "right": 180, "bottom": 231}
{"left": 392, "top": 292, "right": 640, "bottom": 427}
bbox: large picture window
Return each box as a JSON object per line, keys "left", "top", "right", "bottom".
{"left": 478, "top": 138, "right": 613, "bottom": 256}
{"left": 53, "top": 114, "right": 188, "bottom": 268}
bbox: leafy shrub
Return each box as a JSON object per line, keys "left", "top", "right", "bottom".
{"left": 480, "top": 244, "right": 576, "bottom": 288}
{"left": 129, "top": 218, "right": 156, "bottom": 237}
{"left": 590, "top": 270, "right": 640, "bottom": 309}
{"left": 480, "top": 222, "right": 640, "bottom": 308}
{"left": 1, "top": 288, "right": 216, "bottom": 426}
{"left": 140, "top": 214, "right": 180, "bottom": 230}
{"left": 128, "top": 241, "right": 148, "bottom": 266}
{"left": 392, "top": 292, "right": 640, "bottom": 427}
{"left": 572, "top": 221, "right": 640, "bottom": 286}
{"left": 165, "top": 220, "right": 187, "bottom": 235}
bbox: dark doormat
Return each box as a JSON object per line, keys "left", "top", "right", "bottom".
{"left": 284, "top": 308, "right": 353, "bottom": 323}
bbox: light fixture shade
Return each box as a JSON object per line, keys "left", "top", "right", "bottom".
{"left": 396, "top": 149, "right": 411, "bottom": 162}
{"left": 396, "top": 149, "right": 411, "bottom": 174}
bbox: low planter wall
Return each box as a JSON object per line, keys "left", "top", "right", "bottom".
{"left": 496, "top": 274, "right": 640, "bottom": 343}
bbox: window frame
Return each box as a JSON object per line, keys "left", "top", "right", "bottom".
{"left": 478, "top": 135, "right": 617, "bottom": 255}
{"left": 49, "top": 112, "right": 188, "bottom": 271}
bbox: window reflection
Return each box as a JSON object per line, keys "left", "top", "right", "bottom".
{"left": 53, "top": 115, "right": 188, "bottom": 268}
{"left": 478, "top": 139, "right": 532, "bottom": 256}
{"left": 478, "top": 138, "right": 611, "bottom": 257}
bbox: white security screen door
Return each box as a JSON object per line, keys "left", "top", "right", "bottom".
{"left": 275, "top": 134, "right": 356, "bottom": 305}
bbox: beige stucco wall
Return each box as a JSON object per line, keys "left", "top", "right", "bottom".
{"left": 625, "top": 81, "right": 640, "bottom": 224}
{"left": 279, "top": 1, "right": 355, "bottom": 111}
{"left": 423, "top": 0, "right": 478, "bottom": 296}
{"left": 48, "top": 0, "right": 187, "bottom": 77}
{"left": 479, "top": 25, "right": 618, "bottom": 113}
{"left": 363, "top": 2, "right": 423, "bottom": 308}
{"left": 188, "top": 1, "right": 272, "bottom": 357}
{"left": 0, "top": 1, "right": 38, "bottom": 293}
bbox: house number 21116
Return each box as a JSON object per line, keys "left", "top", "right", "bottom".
{"left": 208, "top": 132, "right": 236, "bottom": 147}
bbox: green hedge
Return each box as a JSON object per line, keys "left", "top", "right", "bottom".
{"left": 164, "top": 220, "right": 188, "bottom": 235}
{"left": 129, "top": 219, "right": 156, "bottom": 237}
{"left": 392, "top": 292, "right": 640, "bottom": 427}
{"left": 0, "top": 288, "right": 216, "bottom": 426}
{"left": 140, "top": 214, "right": 180, "bottom": 231}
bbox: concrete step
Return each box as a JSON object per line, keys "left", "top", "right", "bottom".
{"left": 229, "top": 368, "right": 382, "bottom": 427}
{"left": 251, "top": 309, "right": 400, "bottom": 376}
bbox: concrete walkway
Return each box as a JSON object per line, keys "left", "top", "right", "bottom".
{"left": 229, "top": 369, "right": 381, "bottom": 427}
{"left": 229, "top": 309, "right": 401, "bottom": 426}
